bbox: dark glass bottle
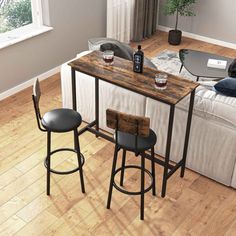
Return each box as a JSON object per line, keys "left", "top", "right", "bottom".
{"left": 133, "top": 45, "right": 144, "bottom": 73}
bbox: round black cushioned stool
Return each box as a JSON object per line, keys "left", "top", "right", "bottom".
{"left": 32, "top": 79, "right": 85, "bottom": 195}
{"left": 106, "top": 109, "right": 157, "bottom": 220}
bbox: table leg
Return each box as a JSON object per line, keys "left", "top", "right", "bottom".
{"left": 95, "top": 77, "right": 99, "bottom": 137}
{"left": 180, "top": 89, "right": 196, "bottom": 177}
{"left": 161, "top": 105, "right": 175, "bottom": 198}
{"left": 179, "top": 64, "right": 183, "bottom": 73}
{"left": 71, "top": 68, "right": 77, "bottom": 111}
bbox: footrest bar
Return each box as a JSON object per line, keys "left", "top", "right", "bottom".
{"left": 143, "top": 153, "right": 174, "bottom": 169}
{"left": 87, "top": 127, "right": 114, "bottom": 142}
{"left": 44, "top": 148, "right": 85, "bottom": 175}
{"left": 167, "top": 160, "right": 183, "bottom": 179}
{"left": 113, "top": 165, "right": 153, "bottom": 196}
{"left": 78, "top": 120, "right": 96, "bottom": 136}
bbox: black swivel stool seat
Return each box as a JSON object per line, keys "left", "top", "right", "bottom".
{"left": 32, "top": 79, "right": 85, "bottom": 195}
{"left": 106, "top": 109, "right": 157, "bottom": 220}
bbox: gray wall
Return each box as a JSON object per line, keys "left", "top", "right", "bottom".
{"left": 158, "top": 0, "right": 236, "bottom": 44}
{"left": 0, "top": 0, "right": 107, "bottom": 93}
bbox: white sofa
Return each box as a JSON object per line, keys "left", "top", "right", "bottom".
{"left": 61, "top": 51, "right": 236, "bottom": 188}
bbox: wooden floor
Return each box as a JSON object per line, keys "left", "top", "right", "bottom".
{"left": 1, "top": 31, "right": 236, "bottom": 236}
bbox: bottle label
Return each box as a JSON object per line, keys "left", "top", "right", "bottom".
{"left": 134, "top": 55, "right": 141, "bottom": 64}
{"left": 134, "top": 55, "right": 142, "bottom": 72}
{"left": 134, "top": 64, "right": 140, "bottom": 71}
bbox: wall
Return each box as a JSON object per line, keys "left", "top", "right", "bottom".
{"left": 0, "top": 0, "right": 107, "bottom": 94}
{"left": 158, "top": 0, "right": 236, "bottom": 45}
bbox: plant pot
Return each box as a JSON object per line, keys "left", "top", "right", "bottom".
{"left": 168, "top": 30, "right": 182, "bottom": 45}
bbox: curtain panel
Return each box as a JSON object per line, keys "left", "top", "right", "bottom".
{"left": 133, "top": 0, "right": 158, "bottom": 42}
{"left": 107, "top": 0, "right": 135, "bottom": 43}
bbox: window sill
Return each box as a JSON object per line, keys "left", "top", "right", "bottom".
{"left": 0, "top": 25, "right": 53, "bottom": 50}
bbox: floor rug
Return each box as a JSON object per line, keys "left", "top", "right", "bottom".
{"left": 151, "top": 50, "right": 210, "bottom": 82}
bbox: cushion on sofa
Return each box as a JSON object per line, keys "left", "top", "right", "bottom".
{"left": 100, "top": 42, "right": 133, "bottom": 61}
{"left": 88, "top": 37, "right": 157, "bottom": 69}
{"left": 88, "top": 37, "right": 133, "bottom": 57}
{"left": 228, "top": 59, "right": 236, "bottom": 78}
{"left": 214, "top": 77, "right": 236, "bottom": 97}
{"left": 176, "top": 84, "right": 236, "bottom": 128}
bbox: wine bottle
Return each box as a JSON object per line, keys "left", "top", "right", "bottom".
{"left": 133, "top": 45, "right": 144, "bottom": 73}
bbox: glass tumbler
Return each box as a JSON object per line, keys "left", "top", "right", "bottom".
{"left": 155, "top": 73, "right": 168, "bottom": 90}
{"left": 103, "top": 50, "right": 114, "bottom": 66}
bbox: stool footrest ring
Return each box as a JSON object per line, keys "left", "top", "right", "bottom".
{"left": 113, "top": 165, "right": 153, "bottom": 195}
{"left": 44, "top": 148, "right": 85, "bottom": 175}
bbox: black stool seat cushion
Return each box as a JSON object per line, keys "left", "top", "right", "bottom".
{"left": 42, "top": 108, "right": 82, "bottom": 132}
{"left": 115, "top": 129, "right": 157, "bottom": 152}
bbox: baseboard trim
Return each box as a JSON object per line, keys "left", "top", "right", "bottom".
{"left": 157, "top": 25, "right": 236, "bottom": 50}
{"left": 0, "top": 66, "right": 60, "bottom": 101}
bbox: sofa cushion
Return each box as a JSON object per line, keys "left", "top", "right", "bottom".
{"left": 228, "top": 59, "right": 236, "bottom": 78}
{"left": 100, "top": 42, "right": 133, "bottom": 61}
{"left": 214, "top": 77, "right": 236, "bottom": 97}
{"left": 177, "top": 83, "right": 236, "bottom": 128}
{"left": 88, "top": 37, "right": 157, "bottom": 69}
{"left": 88, "top": 37, "right": 134, "bottom": 58}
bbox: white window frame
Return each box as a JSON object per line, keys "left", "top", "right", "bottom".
{"left": 0, "top": 0, "right": 53, "bottom": 50}
{"left": 32, "top": 0, "right": 43, "bottom": 27}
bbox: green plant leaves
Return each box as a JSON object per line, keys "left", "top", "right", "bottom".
{"left": 0, "top": 0, "right": 32, "bottom": 33}
{"left": 163, "top": 0, "right": 197, "bottom": 30}
{"left": 164, "top": 0, "right": 196, "bottom": 16}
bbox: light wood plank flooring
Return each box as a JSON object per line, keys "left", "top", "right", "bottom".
{"left": 1, "top": 31, "right": 236, "bottom": 235}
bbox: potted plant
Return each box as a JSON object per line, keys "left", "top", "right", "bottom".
{"left": 164, "top": 0, "right": 197, "bottom": 45}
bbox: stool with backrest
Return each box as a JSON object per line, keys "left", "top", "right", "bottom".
{"left": 32, "top": 78, "right": 85, "bottom": 195}
{"left": 106, "top": 109, "right": 157, "bottom": 220}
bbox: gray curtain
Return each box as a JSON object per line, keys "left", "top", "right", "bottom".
{"left": 133, "top": 0, "right": 158, "bottom": 42}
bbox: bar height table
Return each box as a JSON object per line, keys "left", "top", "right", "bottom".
{"left": 68, "top": 51, "right": 199, "bottom": 197}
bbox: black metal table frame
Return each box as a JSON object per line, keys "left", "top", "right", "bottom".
{"left": 71, "top": 67, "right": 196, "bottom": 198}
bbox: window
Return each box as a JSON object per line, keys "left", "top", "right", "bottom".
{"left": 0, "top": 0, "right": 52, "bottom": 49}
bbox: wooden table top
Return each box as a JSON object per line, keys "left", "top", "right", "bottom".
{"left": 69, "top": 51, "right": 199, "bottom": 105}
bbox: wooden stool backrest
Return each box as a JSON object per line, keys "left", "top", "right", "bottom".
{"left": 32, "top": 78, "right": 41, "bottom": 116}
{"left": 32, "top": 78, "right": 46, "bottom": 132}
{"left": 106, "top": 109, "right": 150, "bottom": 137}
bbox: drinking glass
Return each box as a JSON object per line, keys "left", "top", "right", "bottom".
{"left": 103, "top": 50, "right": 114, "bottom": 66}
{"left": 155, "top": 73, "right": 168, "bottom": 90}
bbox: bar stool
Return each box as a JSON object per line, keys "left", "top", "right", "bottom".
{"left": 32, "top": 79, "right": 85, "bottom": 195}
{"left": 106, "top": 109, "right": 157, "bottom": 220}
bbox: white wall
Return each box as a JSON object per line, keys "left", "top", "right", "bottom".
{"left": 158, "top": 0, "right": 236, "bottom": 45}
